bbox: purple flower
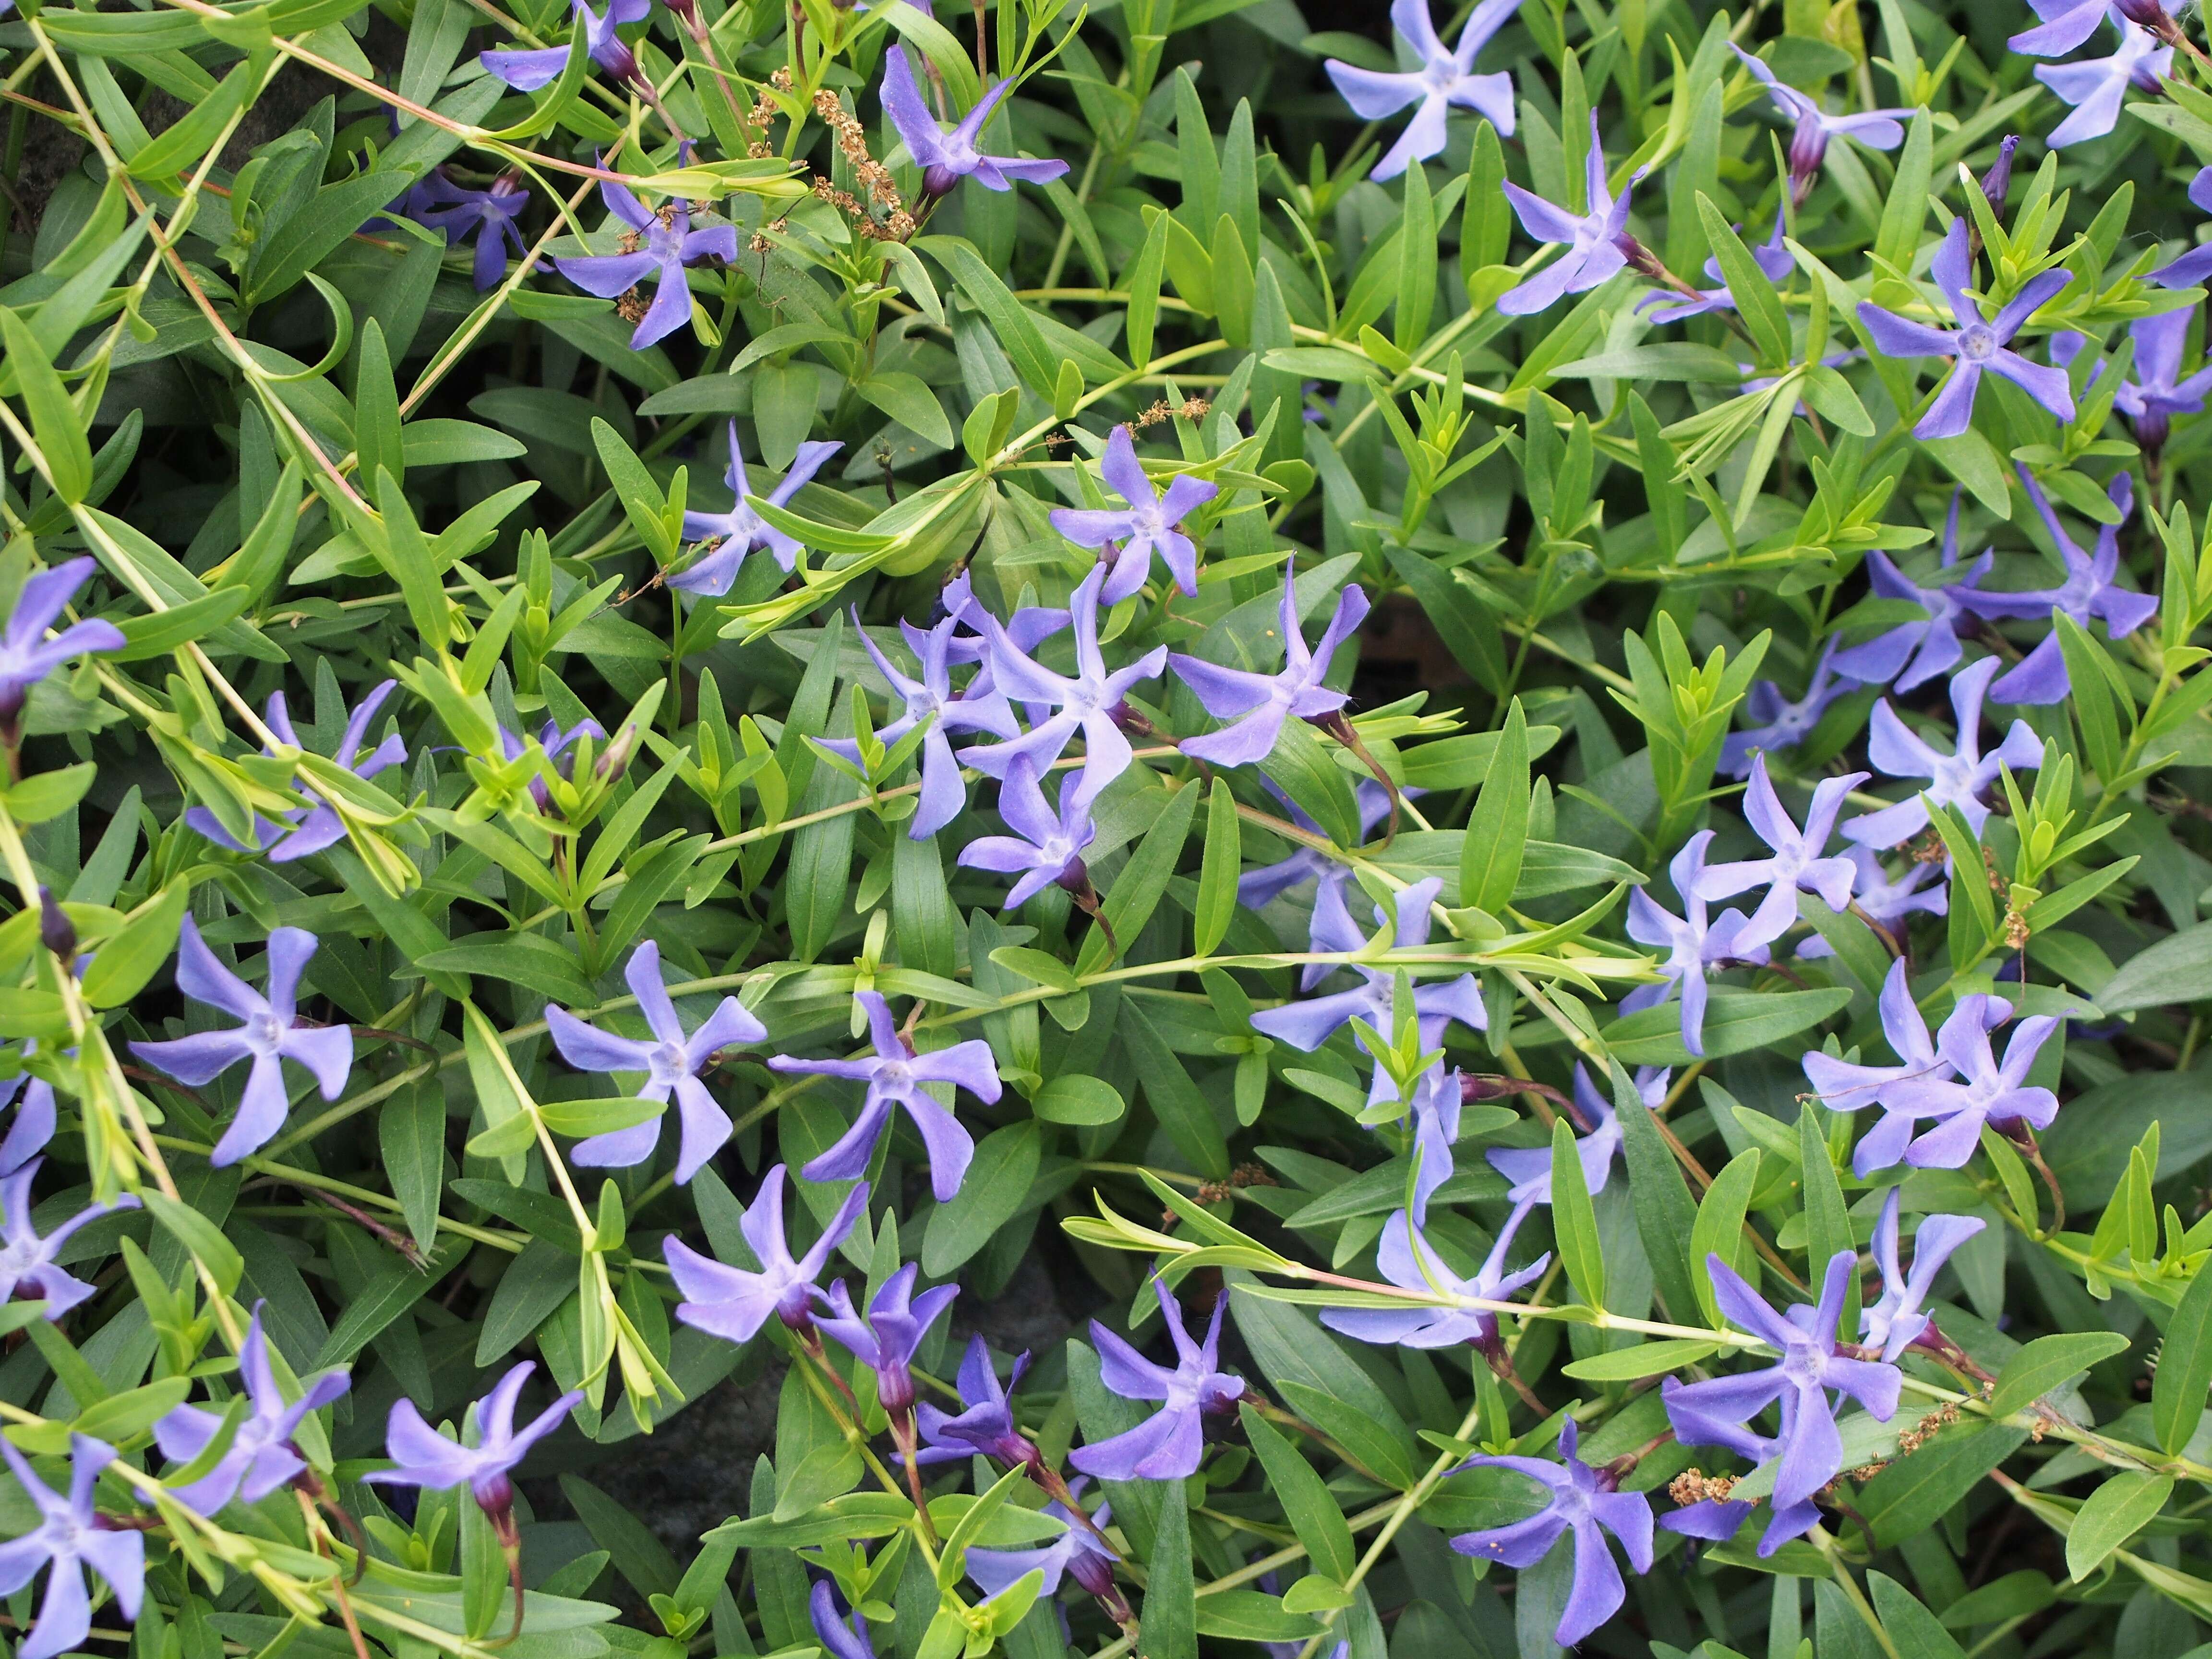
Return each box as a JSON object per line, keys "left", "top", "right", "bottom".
{"left": 879, "top": 49, "right": 1069, "bottom": 200}
{"left": 1729, "top": 44, "right": 1912, "bottom": 203}
{"left": 956, "top": 564, "right": 1169, "bottom": 813}
{"left": 1238, "top": 781, "right": 1402, "bottom": 909}
{"left": 2150, "top": 166, "right": 2212, "bottom": 287}
{"left": 1323, "top": 0, "right": 1524, "bottom": 181}
{"left": 0, "top": 1052, "right": 56, "bottom": 1177}
{"left": 824, "top": 615, "right": 1016, "bottom": 838}
{"left": 1843, "top": 656, "right": 2043, "bottom": 847}
{"left": 1049, "top": 425, "right": 1219, "bottom": 603}
{"left": 1804, "top": 959, "right": 1956, "bottom": 1175}
{"left": 1719, "top": 639, "right": 1851, "bottom": 778}
{"left": 1249, "top": 876, "right": 1487, "bottom": 1082}
{"left": 967, "top": 1480, "right": 1114, "bottom": 1599}
{"left": 544, "top": 940, "right": 762, "bottom": 1182}
{"left": 0, "top": 558, "right": 124, "bottom": 729}
{"left": 1885, "top": 992, "right": 2059, "bottom": 1168}
{"left": 0, "top": 1435, "right": 141, "bottom": 1659}
{"left": 1446, "top": 1420, "right": 1654, "bottom": 1648}
{"left": 1797, "top": 846, "right": 1945, "bottom": 960}
{"left": 1961, "top": 468, "right": 2158, "bottom": 704}
{"left": 154, "top": 1303, "right": 349, "bottom": 1515}
{"left": 1657, "top": 1393, "right": 1817, "bottom": 1553}
{"left": 552, "top": 176, "right": 736, "bottom": 350}
{"left": 663, "top": 1164, "right": 867, "bottom": 1343}
{"left": 128, "top": 918, "right": 352, "bottom": 1167}
{"left": 817, "top": 1262, "right": 959, "bottom": 1416}
{"left": 1403, "top": 1061, "right": 1464, "bottom": 1223}
{"left": 1485, "top": 1063, "right": 1647, "bottom": 1207}
{"left": 1856, "top": 219, "right": 2074, "bottom": 440}
{"left": 672, "top": 425, "right": 845, "bottom": 592}
{"left": 1068, "top": 1279, "right": 1244, "bottom": 1482}
{"left": 411, "top": 173, "right": 531, "bottom": 291}
{"left": 499, "top": 716, "right": 608, "bottom": 813}
{"left": 481, "top": 0, "right": 648, "bottom": 91}
{"left": 912, "top": 1336, "right": 1041, "bottom": 1469}
{"left": 1322, "top": 1205, "right": 1548, "bottom": 1354}
{"left": 1663, "top": 1251, "right": 1902, "bottom": 1520}
{"left": 1863, "top": 1189, "right": 1985, "bottom": 1362}
{"left": 1622, "top": 832, "right": 1769, "bottom": 1058}
{"left": 364, "top": 1361, "right": 582, "bottom": 1511}
{"left": 187, "top": 681, "right": 408, "bottom": 862}
{"left": 1170, "top": 577, "right": 1368, "bottom": 766}
{"left": 1641, "top": 206, "right": 1794, "bottom": 323}
{"left": 1694, "top": 756, "right": 1867, "bottom": 953}
{"left": 0, "top": 1160, "right": 137, "bottom": 1318}
{"left": 1832, "top": 493, "right": 1998, "bottom": 691}
{"left": 807, "top": 1581, "right": 875, "bottom": 1659}
{"left": 1498, "top": 114, "right": 1638, "bottom": 317}
{"left": 955, "top": 758, "right": 1097, "bottom": 909}
{"left": 767, "top": 990, "right": 1000, "bottom": 1202}
{"left": 2010, "top": 0, "right": 2124, "bottom": 56}
{"left": 2037, "top": 22, "right": 2169, "bottom": 146}
{"left": 2111, "top": 307, "right": 2212, "bottom": 451}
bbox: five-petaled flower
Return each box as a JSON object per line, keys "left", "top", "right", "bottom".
{"left": 0, "top": 558, "right": 124, "bottom": 736}
{"left": 1693, "top": 756, "right": 1868, "bottom": 954}
{"left": 1171, "top": 574, "right": 1368, "bottom": 767}
{"left": 0, "top": 1159, "right": 138, "bottom": 1319}
{"left": 1322, "top": 1205, "right": 1547, "bottom": 1356}
{"left": 966, "top": 1480, "right": 1115, "bottom": 1601}
{"left": 1831, "top": 491, "right": 1999, "bottom": 692}
{"left": 1719, "top": 639, "right": 1851, "bottom": 778}
{"left": 911, "top": 1335, "right": 1043, "bottom": 1470}
{"left": 154, "top": 1302, "right": 349, "bottom": 1515}
{"left": 2111, "top": 307, "right": 2212, "bottom": 453}
{"left": 1621, "top": 832, "right": 1770, "bottom": 1058}
{"left": 545, "top": 939, "right": 763, "bottom": 1182}
{"left": 1797, "top": 847, "right": 1945, "bottom": 962}
{"left": 1803, "top": 957, "right": 1955, "bottom": 1175}
{"left": 2037, "top": 20, "right": 2169, "bottom": 147}
{"left": 956, "top": 757, "right": 1099, "bottom": 909}
{"left": 1049, "top": 425, "right": 1219, "bottom": 603}
{"left": 0, "top": 1434, "right": 142, "bottom": 1659}
{"left": 1323, "top": 0, "right": 1524, "bottom": 181}
{"left": 1486, "top": 1063, "right": 1647, "bottom": 1210}
{"left": 664, "top": 1164, "right": 868, "bottom": 1343}
{"left": 1878, "top": 991, "right": 2060, "bottom": 1168}
{"left": 1070, "top": 1278, "right": 1245, "bottom": 1481}
{"left": 365, "top": 1360, "right": 583, "bottom": 1514}
{"left": 410, "top": 173, "right": 532, "bottom": 291}
{"left": 2151, "top": 167, "right": 2212, "bottom": 288}
{"left": 1498, "top": 114, "right": 1640, "bottom": 316}
{"left": 185, "top": 681, "right": 407, "bottom": 861}
{"left": 817, "top": 1262, "right": 959, "bottom": 1417}
{"left": 673, "top": 425, "right": 845, "bottom": 593}
{"left": 825, "top": 613, "right": 1017, "bottom": 838}
{"left": 553, "top": 177, "right": 736, "bottom": 350}
{"left": 481, "top": 0, "right": 648, "bottom": 91}
{"left": 1863, "top": 1189, "right": 1985, "bottom": 1361}
{"left": 1842, "top": 656, "right": 2043, "bottom": 847}
{"left": 1728, "top": 44, "right": 1912, "bottom": 204}
{"left": 879, "top": 49, "right": 1069, "bottom": 201}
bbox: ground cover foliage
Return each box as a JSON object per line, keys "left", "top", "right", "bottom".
{"left": 8, "top": 0, "right": 2212, "bottom": 1655}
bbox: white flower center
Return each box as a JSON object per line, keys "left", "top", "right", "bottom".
{"left": 1959, "top": 324, "right": 1998, "bottom": 363}
{"left": 649, "top": 1041, "right": 689, "bottom": 1087}
{"left": 245, "top": 1011, "right": 286, "bottom": 1055}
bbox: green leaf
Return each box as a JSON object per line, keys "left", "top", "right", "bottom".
{"left": 1033, "top": 1074, "right": 1126, "bottom": 1126}
{"left": 248, "top": 169, "right": 420, "bottom": 305}
{"left": 1611, "top": 1059, "right": 1701, "bottom": 1325}
{"left": 921, "top": 1121, "right": 1041, "bottom": 1276}
{"left": 1126, "top": 209, "right": 1169, "bottom": 369}
{"left": 78, "top": 881, "right": 187, "bottom": 1009}
{"left": 2157, "top": 1261, "right": 2212, "bottom": 1453}
{"left": 1875, "top": 112, "right": 1935, "bottom": 274}
{"left": 2067, "top": 1471, "right": 2173, "bottom": 1582}
{"left": 1696, "top": 193, "right": 1790, "bottom": 365}
{"left": 356, "top": 319, "right": 404, "bottom": 493}
{"left": 1394, "top": 159, "right": 1436, "bottom": 354}
{"left": 140, "top": 1191, "right": 243, "bottom": 1298}
{"left": 1194, "top": 778, "right": 1241, "bottom": 957}
{"left": 1600, "top": 987, "right": 1852, "bottom": 1065}
{"left": 1688, "top": 1149, "right": 1760, "bottom": 1328}
{"left": 855, "top": 372, "right": 952, "bottom": 449}
{"left": 1239, "top": 1406, "right": 1355, "bottom": 1582}
{"left": 0, "top": 307, "right": 93, "bottom": 502}
{"left": 1988, "top": 1331, "right": 2131, "bottom": 1417}
{"left": 538, "top": 1097, "right": 666, "bottom": 1139}
{"left": 1120, "top": 997, "right": 1230, "bottom": 1178}
{"left": 1799, "top": 1101, "right": 1852, "bottom": 1282}
{"left": 1559, "top": 1338, "right": 1723, "bottom": 1381}
{"left": 1551, "top": 1115, "right": 1606, "bottom": 1308}
{"left": 1868, "top": 1571, "right": 1967, "bottom": 1659}
{"left": 1860, "top": 1421, "right": 2028, "bottom": 1549}
{"left": 381, "top": 1085, "right": 446, "bottom": 1255}
{"left": 1074, "top": 779, "right": 1198, "bottom": 977}
{"left": 2099, "top": 921, "right": 2212, "bottom": 1014}
{"left": 1140, "top": 1479, "right": 1197, "bottom": 1659}
{"left": 1460, "top": 698, "right": 1528, "bottom": 915}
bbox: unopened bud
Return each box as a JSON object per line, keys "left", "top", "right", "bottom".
{"left": 38, "top": 890, "right": 73, "bottom": 964}
{"left": 596, "top": 722, "right": 639, "bottom": 785}
{"left": 1979, "top": 135, "right": 2020, "bottom": 215}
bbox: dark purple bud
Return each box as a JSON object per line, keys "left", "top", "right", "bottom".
{"left": 1787, "top": 120, "right": 1829, "bottom": 202}
{"left": 920, "top": 163, "right": 959, "bottom": 202}
{"left": 37, "top": 890, "right": 73, "bottom": 964}
{"left": 1979, "top": 136, "right": 2020, "bottom": 214}
{"left": 2134, "top": 405, "right": 2172, "bottom": 456}
{"left": 2116, "top": 0, "right": 2175, "bottom": 27}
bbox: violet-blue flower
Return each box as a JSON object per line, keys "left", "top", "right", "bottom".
{"left": 1049, "top": 425, "right": 1219, "bottom": 603}
{"left": 481, "top": 0, "right": 647, "bottom": 93}
{"left": 1729, "top": 44, "right": 1912, "bottom": 204}
{"left": 1238, "top": 781, "right": 1402, "bottom": 910}
{"left": 411, "top": 172, "right": 531, "bottom": 291}
{"left": 0, "top": 1434, "right": 141, "bottom": 1659}
{"left": 1831, "top": 493, "right": 1998, "bottom": 692}
{"left": 673, "top": 425, "right": 845, "bottom": 593}
{"left": 823, "top": 613, "right": 1015, "bottom": 839}
{"left": 1657, "top": 1392, "right": 1819, "bottom": 1554}
{"left": 2111, "top": 307, "right": 2212, "bottom": 452}
{"left": 956, "top": 564, "right": 1169, "bottom": 812}
{"left": 544, "top": 939, "right": 762, "bottom": 1182}
{"left": 1069, "top": 1279, "right": 1244, "bottom": 1481}
{"left": 911, "top": 1336, "right": 1041, "bottom": 1469}
{"left": 879, "top": 49, "right": 1069, "bottom": 200}
{"left": 364, "top": 1360, "right": 582, "bottom": 1511}
{"left": 1322, "top": 1205, "right": 1548, "bottom": 1355}
{"left": 1842, "top": 656, "right": 2043, "bottom": 847}
{"left": 0, "top": 558, "right": 124, "bottom": 733}
{"left": 1856, "top": 219, "right": 2074, "bottom": 440}
{"left": 1622, "top": 831, "right": 1770, "bottom": 1058}
{"left": 2037, "top": 21, "right": 2169, "bottom": 146}
{"left": 0, "top": 1159, "right": 138, "bottom": 1318}
{"left": 1498, "top": 114, "right": 1638, "bottom": 316}
{"left": 807, "top": 1580, "right": 875, "bottom": 1659}
{"left": 1719, "top": 639, "right": 1851, "bottom": 778}
{"left": 664, "top": 1164, "right": 868, "bottom": 1343}
{"left": 129, "top": 917, "right": 352, "bottom": 1167}
{"left": 1863, "top": 1189, "right": 1985, "bottom": 1362}
{"left": 1662, "top": 1251, "right": 1902, "bottom": 1519}
{"left": 956, "top": 758, "right": 1097, "bottom": 910}
{"left": 186, "top": 681, "right": 407, "bottom": 862}
{"left": 2009, "top": 0, "right": 2124, "bottom": 56}
{"left": 1886, "top": 992, "right": 2060, "bottom": 1168}
{"left": 1323, "top": 0, "right": 1523, "bottom": 182}
{"left": 2150, "top": 166, "right": 2212, "bottom": 287}
{"left": 966, "top": 1481, "right": 1114, "bottom": 1600}
{"left": 1796, "top": 846, "right": 1945, "bottom": 960}
{"left": 0, "top": 1048, "right": 55, "bottom": 1177}
{"left": 1485, "top": 1063, "right": 1649, "bottom": 1207}
{"left": 767, "top": 990, "right": 1000, "bottom": 1202}
{"left": 1446, "top": 1419, "right": 1654, "bottom": 1649}
{"left": 1404, "top": 1061, "right": 1463, "bottom": 1224}
{"left": 154, "top": 1303, "right": 349, "bottom": 1515}
{"left": 552, "top": 176, "right": 736, "bottom": 350}
{"left": 1641, "top": 206, "right": 1794, "bottom": 323}
{"left": 1171, "top": 576, "right": 1368, "bottom": 767}
{"left": 817, "top": 1262, "right": 959, "bottom": 1417}
{"left": 1695, "top": 756, "right": 1867, "bottom": 953}
{"left": 1803, "top": 958, "right": 1960, "bottom": 1176}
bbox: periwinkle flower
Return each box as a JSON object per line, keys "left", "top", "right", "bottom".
{"left": 2111, "top": 307, "right": 2212, "bottom": 452}
{"left": 1069, "top": 1279, "right": 1244, "bottom": 1482}
{"left": 1662, "top": 1252, "right": 1902, "bottom": 1522}
{"left": 879, "top": 49, "right": 1069, "bottom": 201}
{"left": 481, "top": 0, "right": 647, "bottom": 90}
{"left": 0, "top": 1160, "right": 138, "bottom": 1318}
{"left": 1694, "top": 757, "right": 1868, "bottom": 953}
{"left": 552, "top": 177, "right": 737, "bottom": 350}
{"left": 1446, "top": 1420, "right": 1654, "bottom": 1649}
{"left": 1961, "top": 468, "right": 2158, "bottom": 704}
{"left": 807, "top": 1580, "right": 876, "bottom": 1659}
{"left": 1719, "top": 639, "right": 1851, "bottom": 778}
{"left": 2037, "top": 22, "right": 2169, "bottom": 147}
{"left": 1832, "top": 493, "right": 1998, "bottom": 692}
{"left": 966, "top": 1481, "right": 1115, "bottom": 1600}
{"left": 767, "top": 990, "right": 1000, "bottom": 1202}
{"left": 129, "top": 918, "right": 352, "bottom": 1168}
{"left": 499, "top": 716, "right": 611, "bottom": 814}
{"left": 2150, "top": 166, "right": 2212, "bottom": 288}
{"left": 0, "top": 1050, "right": 56, "bottom": 1177}
{"left": 1803, "top": 958, "right": 1958, "bottom": 1175}
{"left": 545, "top": 940, "right": 763, "bottom": 1182}
{"left": 1657, "top": 1396, "right": 1817, "bottom": 1553}
{"left": 817, "top": 1262, "right": 959, "bottom": 1418}
{"left": 956, "top": 564, "right": 1169, "bottom": 812}
{"left": 1857, "top": 220, "right": 2074, "bottom": 440}
{"left": 186, "top": 681, "right": 407, "bottom": 862}
{"left": 1323, "top": 0, "right": 1523, "bottom": 182}
{"left": 1842, "top": 656, "right": 2043, "bottom": 848}
{"left": 1498, "top": 115, "right": 1640, "bottom": 316}
{"left": 1049, "top": 425, "right": 1219, "bottom": 603}
{"left": 1863, "top": 1189, "right": 1986, "bottom": 1362}
{"left": 1642, "top": 207, "right": 1794, "bottom": 324}
{"left": 154, "top": 1303, "right": 349, "bottom": 1515}
{"left": 411, "top": 172, "right": 532, "bottom": 291}
{"left": 0, "top": 1435, "right": 142, "bottom": 1659}
{"left": 0, "top": 558, "right": 125, "bottom": 734}
{"left": 1170, "top": 576, "right": 1369, "bottom": 766}
{"left": 1485, "top": 1063, "right": 1648, "bottom": 1207}
{"left": 1729, "top": 44, "right": 1912, "bottom": 204}
{"left": 2010, "top": 0, "right": 2125, "bottom": 56}
{"left": 664, "top": 1165, "right": 868, "bottom": 1343}
{"left": 1238, "top": 781, "right": 1403, "bottom": 909}
{"left": 955, "top": 758, "right": 1097, "bottom": 909}
{"left": 824, "top": 615, "right": 1016, "bottom": 838}
{"left": 673, "top": 425, "right": 845, "bottom": 593}
{"left": 1796, "top": 846, "right": 1946, "bottom": 960}
{"left": 1404, "top": 1061, "right": 1464, "bottom": 1223}
{"left": 911, "top": 1336, "right": 1041, "bottom": 1469}
{"left": 1886, "top": 992, "right": 2060, "bottom": 1168}
{"left": 365, "top": 1361, "right": 582, "bottom": 1514}
{"left": 1322, "top": 1206, "right": 1548, "bottom": 1354}
{"left": 1622, "top": 831, "right": 1771, "bottom": 1058}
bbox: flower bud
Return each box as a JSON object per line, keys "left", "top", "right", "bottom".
{"left": 38, "top": 890, "right": 73, "bottom": 965}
